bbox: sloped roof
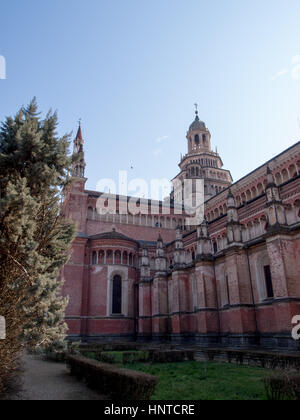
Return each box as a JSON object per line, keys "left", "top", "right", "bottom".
{"left": 89, "top": 230, "right": 139, "bottom": 245}
{"left": 75, "top": 125, "right": 83, "bottom": 141}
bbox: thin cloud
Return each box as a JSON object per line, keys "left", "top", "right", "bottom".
{"left": 156, "top": 135, "right": 169, "bottom": 144}
{"left": 153, "top": 148, "right": 163, "bottom": 157}
{"left": 271, "top": 69, "right": 288, "bottom": 81}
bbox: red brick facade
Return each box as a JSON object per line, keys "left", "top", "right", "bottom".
{"left": 61, "top": 118, "right": 300, "bottom": 349}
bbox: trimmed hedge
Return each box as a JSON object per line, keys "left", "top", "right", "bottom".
{"left": 122, "top": 351, "right": 150, "bottom": 364}
{"left": 264, "top": 373, "right": 300, "bottom": 400}
{"left": 198, "top": 348, "right": 300, "bottom": 371}
{"left": 149, "top": 350, "right": 185, "bottom": 363}
{"left": 79, "top": 343, "right": 139, "bottom": 353}
{"left": 81, "top": 348, "right": 196, "bottom": 365}
{"left": 81, "top": 350, "right": 149, "bottom": 364}
{"left": 66, "top": 355, "right": 158, "bottom": 400}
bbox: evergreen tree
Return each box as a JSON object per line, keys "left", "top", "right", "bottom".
{"left": 0, "top": 99, "right": 76, "bottom": 393}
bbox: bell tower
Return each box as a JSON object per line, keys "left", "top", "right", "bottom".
{"left": 171, "top": 105, "right": 233, "bottom": 205}
{"left": 63, "top": 122, "right": 88, "bottom": 233}
{"left": 73, "top": 120, "right": 86, "bottom": 179}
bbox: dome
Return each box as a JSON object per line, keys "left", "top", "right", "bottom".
{"left": 189, "top": 115, "right": 206, "bottom": 131}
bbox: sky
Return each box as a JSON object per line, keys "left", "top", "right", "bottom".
{"left": 1, "top": 0, "right": 300, "bottom": 197}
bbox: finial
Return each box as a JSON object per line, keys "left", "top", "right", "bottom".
{"left": 194, "top": 103, "right": 199, "bottom": 116}
{"left": 78, "top": 118, "right": 82, "bottom": 127}
{"left": 227, "top": 188, "right": 234, "bottom": 199}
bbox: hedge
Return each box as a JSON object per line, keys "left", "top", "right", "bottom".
{"left": 66, "top": 355, "right": 158, "bottom": 400}
{"left": 198, "top": 348, "right": 300, "bottom": 371}
{"left": 148, "top": 350, "right": 195, "bottom": 363}
{"left": 264, "top": 373, "right": 300, "bottom": 400}
{"left": 81, "top": 348, "right": 196, "bottom": 364}
{"left": 79, "top": 343, "right": 139, "bottom": 353}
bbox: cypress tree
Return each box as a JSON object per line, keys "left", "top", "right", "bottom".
{"left": 0, "top": 99, "right": 76, "bottom": 393}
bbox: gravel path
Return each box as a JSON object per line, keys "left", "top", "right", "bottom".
{"left": 11, "top": 354, "right": 104, "bottom": 400}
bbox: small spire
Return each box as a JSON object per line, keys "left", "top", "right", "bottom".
{"left": 189, "top": 104, "right": 206, "bottom": 131}
{"left": 194, "top": 103, "right": 199, "bottom": 120}
{"left": 75, "top": 119, "right": 83, "bottom": 141}
{"left": 266, "top": 165, "right": 276, "bottom": 188}
{"left": 73, "top": 120, "right": 86, "bottom": 178}
{"left": 227, "top": 189, "right": 234, "bottom": 199}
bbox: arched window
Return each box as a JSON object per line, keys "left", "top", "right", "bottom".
{"left": 213, "top": 241, "right": 218, "bottom": 254}
{"left": 98, "top": 250, "right": 105, "bottom": 264}
{"left": 112, "top": 275, "right": 122, "bottom": 314}
{"left": 106, "top": 250, "right": 113, "bottom": 264}
{"left": 129, "top": 253, "right": 133, "bottom": 266}
{"left": 264, "top": 266, "right": 274, "bottom": 298}
{"left": 115, "top": 250, "right": 121, "bottom": 265}
{"left": 195, "top": 134, "right": 200, "bottom": 144}
{"left": 92, "top": 251, "right": 97, "bottom": 265}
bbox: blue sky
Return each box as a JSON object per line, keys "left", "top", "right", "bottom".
{"left": 1, "top": 0, "right": 300, "bottom": 195}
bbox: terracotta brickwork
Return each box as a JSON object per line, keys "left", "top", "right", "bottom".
{"left": 60, "top": 119, "right": 300, "bottom": 349}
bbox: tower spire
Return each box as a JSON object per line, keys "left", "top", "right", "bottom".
{"left": 73, "top": 121, "right": 86, "bottom": 178}
{"left": 75, "top": 119, "right": 83, "bottom": 142}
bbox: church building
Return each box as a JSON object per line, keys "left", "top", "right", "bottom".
{"left": 61, "top": 110, "right": 300, "bottom": 350}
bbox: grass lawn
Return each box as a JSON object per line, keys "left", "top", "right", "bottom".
{"left": 121, "top": 361, "right": 270, "bottom": 400}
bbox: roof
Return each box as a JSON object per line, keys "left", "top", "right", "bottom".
{"left": 205, "top": 140, "right": 300, "bottom": 206}
{"left": 75, "top": 125, "right": 83, "bottom": 141}
{"left": 77, "top": 232, "right": 89, "bottom": 239}
{"left": 138, "top": 240, "right": 158, "bottom": 247}
{"left": 189, "top": 115, "right": 206, "bottom": 131}
{"left": 84, "top": 190, "right": 182, "bottom": 210}
{"left": 89, "top": 230, "right": 139, "bottom": 245}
